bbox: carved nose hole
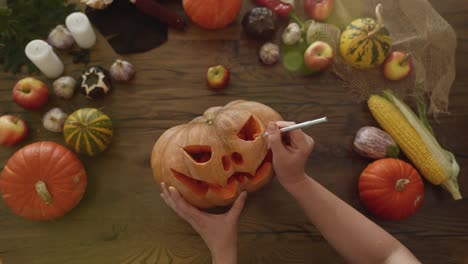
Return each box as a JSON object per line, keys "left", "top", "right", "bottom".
{"left": 222, "top": 155, "right": 231, "bottom": 171}
{"left": 231, "top": 152, "right": 243, "bottom": 165}
{"left": 183, "top": 145, "right": 212, "bottom": 163}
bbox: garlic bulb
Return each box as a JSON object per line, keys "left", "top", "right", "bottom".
{"left": 259, "top": 43, "right": 280, "bottom": 65}
{"left": 47, "top": 25, "right": 75, "bottom": 50}
{"left": 81, "top": 0, "right": 113, "bottom": 9}
{"left": 109, "top": 59, "right": 135, "bottom": 82}
{"left": 53, "top": 76, "right": 77, "bottom": 100}
{"left": 282, "top": 22, "right": 302, "bottom": 45}
{"left": 43, "top": 108, "right": 68, "bottom": 133}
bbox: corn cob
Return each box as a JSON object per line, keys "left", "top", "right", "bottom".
{"left": 368, "top": 92, "right": 461, "bottom": 200}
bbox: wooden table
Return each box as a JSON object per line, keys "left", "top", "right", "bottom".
{"left": 1, "top": 1, "right": 467, "bottom": 263}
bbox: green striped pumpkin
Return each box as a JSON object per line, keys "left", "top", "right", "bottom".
{"left": 63, "top": 108, "right": 113, "bottom": 156}
{"left": 339, "top": 4, "right": 391, "bottom": 69}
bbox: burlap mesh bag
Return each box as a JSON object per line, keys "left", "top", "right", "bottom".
{"left": 306, "top": 0, "right": 457, "bottom": 115}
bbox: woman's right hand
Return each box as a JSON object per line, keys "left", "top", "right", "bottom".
{"left": 267, "top": 121, "right": 315, "bottom": 191}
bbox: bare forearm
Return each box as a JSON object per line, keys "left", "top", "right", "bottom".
{"left": 286, "top": 175, "right": 419, "bottom": 264}
{"left": 211, "top": 243, "right": 237, "bottom": 264}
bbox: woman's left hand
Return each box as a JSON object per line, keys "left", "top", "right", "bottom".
{"left": 160, "top": 182, "right": 247, "bottom": 264}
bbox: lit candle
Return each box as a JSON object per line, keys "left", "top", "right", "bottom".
{"left": 65, "top": 12, "right": 96, "bottom": 49}
{"left": 25, "top": 40, "right": 64, "bottom": 79}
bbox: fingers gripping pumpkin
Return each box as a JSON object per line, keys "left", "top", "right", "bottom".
{"left": 0, "top": 142, "right": 87, "bottom": 220}
{"left": 151, "top": 100, "right": 283, "bottom": 208}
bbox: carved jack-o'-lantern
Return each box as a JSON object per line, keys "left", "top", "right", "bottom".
{"left": 151, "top": 100, "right": 283, "bottom": 208}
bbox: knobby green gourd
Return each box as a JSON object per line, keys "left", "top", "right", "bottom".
{"left": 339, "top": 4, "right": 392, "bottom": 69}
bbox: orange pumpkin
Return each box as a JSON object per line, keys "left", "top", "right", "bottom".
{"left": 0, "top": 142, "right": 87, "bottom": 220}
{"left": 359, "top": 158, "right": 424, "bottom": 221}
{"left": 151, "top": 100, "right": 283, "bottom": 208}
{"left": 182, "top": 0, "right": 243, "bottom": 29}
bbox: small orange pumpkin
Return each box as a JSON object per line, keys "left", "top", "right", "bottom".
{"left": 359, "top": 158, "right": 424, "bottom": 221}
{"left": 151, "top": 100, "right": 283, "bottom": 208}
{"left": 183, "top": 0, "right": 243, "bottom": 29}
{"left": 0, "top": 142, "right": 87, "bottom": 220}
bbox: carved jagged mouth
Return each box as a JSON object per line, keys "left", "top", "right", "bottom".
{"left": 170, "top": 151, "right": 273, "bottom": 198}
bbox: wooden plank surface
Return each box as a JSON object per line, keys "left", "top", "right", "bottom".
{"left": 1, "top": 0, "right": 468, "bottom": 263}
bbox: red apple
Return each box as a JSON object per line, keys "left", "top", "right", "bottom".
{"left": 383, "top": 51, "right": 413, "bottom": 81}
{"left": 12, "top": 77, "right": 49, "bottom": 110}
{"left": 304, "top": 41, "right": 334, "bottom": 72}
{"left": 0, "top": 115, "right": 28, "bottom": 146}
{"left": 304, "top": 0, "right": 334, "bottom": 21}
{"left": 207, "top": 65, "right": 230, "bottom": 90}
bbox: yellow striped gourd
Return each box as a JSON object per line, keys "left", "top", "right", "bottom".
{"left": 63, "top": 108, "right": 113, "bottom": 157}
{"left": 339, "top": 4, "right": 391, "bottom": 69}
{"left": 368, "top": 92, "right": 461, "bottom": 200}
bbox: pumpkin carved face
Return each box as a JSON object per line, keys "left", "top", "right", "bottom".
{"left": 0, "top": 142, "right": 87, "bottom": 220}
{"left": 151, "top": 100, "right": 282, "bottom": 208}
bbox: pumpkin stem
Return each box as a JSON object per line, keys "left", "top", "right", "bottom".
{"left": 368, "top": 4, "right": 384, "bottom": 37}
{"left": 386, "top": 145, "right": 400, "bottom": 159}
{"left": 35, "top": 180, "right": 52, "bottom": 205}
{"left": 395, "top": 178, "right": 410, "bottom": 192}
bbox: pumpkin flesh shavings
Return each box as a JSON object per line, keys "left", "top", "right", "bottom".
{"left": 382, "top": 91, "right": 461, "bottom": 200}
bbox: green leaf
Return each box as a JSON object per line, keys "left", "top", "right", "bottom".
{"left": 416, "top": 97, "right": 435, "bottom": 136}
{"left": 289, "top": 12, "right": 305, "bottom": 31}
{"left": 386, "top": 145, "right": 400, "bottom": 159}
{"left": 0, "top": 0, "right": 77, "bottom": 74}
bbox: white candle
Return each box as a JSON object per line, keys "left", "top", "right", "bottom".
{"left": 25, "top": 40, "right": 64, "bottom": 79}
{"left": 65, "top": 12, "right": 96, "bottom": 49}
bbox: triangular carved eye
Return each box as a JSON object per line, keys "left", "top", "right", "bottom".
{"left": 237, "top": 115, "right": 261, "bottom": 141}
{"left": 183, "top": 145, "right": 212, "bottom": 163}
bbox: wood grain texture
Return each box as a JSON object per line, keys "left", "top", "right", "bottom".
{"left": 1, "top": 0, "right": 468, "bottom": 263}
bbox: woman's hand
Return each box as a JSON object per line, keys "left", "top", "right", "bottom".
{"left": 160, "top": 182, "right": 247, "bottom": 264}
{"left": 267, "top": 121, "right": 315, "bottom": 191}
